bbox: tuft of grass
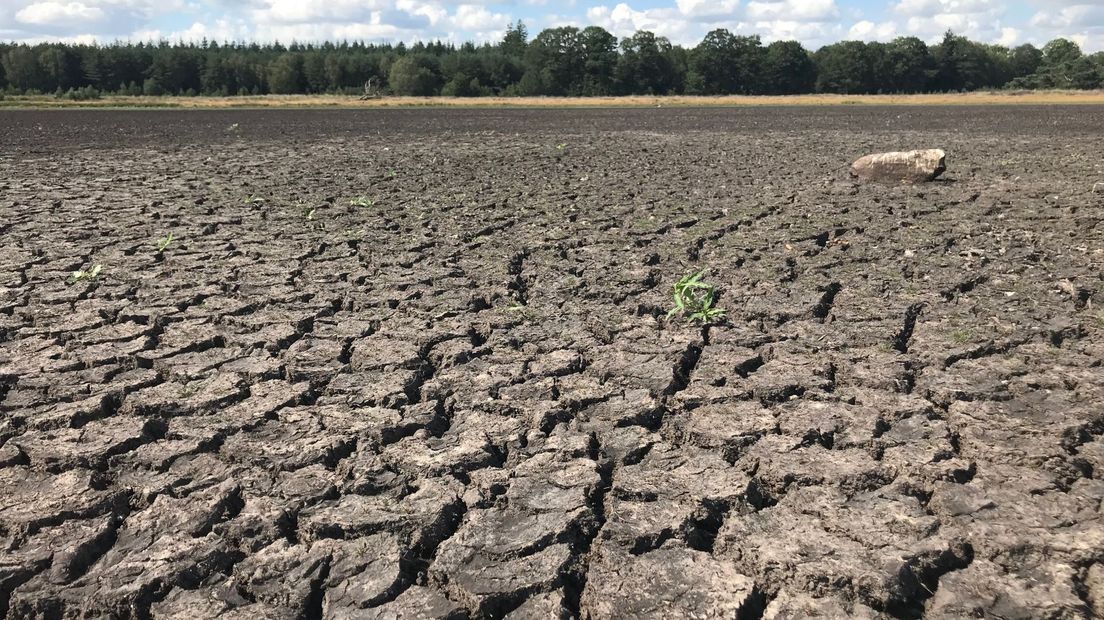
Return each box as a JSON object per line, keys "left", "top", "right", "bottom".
{"left": 155, "top": 232, "right": 174, "bottom": 253}
{"left": 950, "top": 329, "right": 973, "bottom": 344}
{"left": 350, "top": 196, "right": 375, "bottom": 208}
{"left": 669, "top": 269, "right": 726, "bottom": 323}
{"left": 68, "top": 263, "right": 103, "bottom": 284}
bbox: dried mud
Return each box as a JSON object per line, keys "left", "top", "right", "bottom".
{"left": 1, "top": 106, "right": 1103, "bottom": 619}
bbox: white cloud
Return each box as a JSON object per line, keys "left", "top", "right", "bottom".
{"left": 15, "top": 1, "right": 104, "bottom": 26}
{"left": 452, "top": 4, "right": 510, "bottom": 31}
{"left": 586, "top": 3, "right": 689, "bottom": 40}
{"left": 251, "top": 0, "right": 389, "bottom": 25}
{"left": 847, "top": 19, "right": 897, "bottom": 41}
{"left": 1026, "top": 3, "right": 1104, "bottom": 52}
{"left": 997, "top": 25, "right": 1019, "bottom": 46}
{"left": 746, "top": 0, "right": 838, "bottom": 23}
{"left": 675, "top": 0, "right": 739, "bottom": 19}
{"left": 1030, "top": 4, "right": 1104, "bottom": 29}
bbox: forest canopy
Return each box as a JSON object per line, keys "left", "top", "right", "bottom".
{"left": 2, "top": 24, "right": 1101, "bottom": 99}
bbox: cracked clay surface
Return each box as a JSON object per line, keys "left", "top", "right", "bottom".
{"left": 0, "top": 106, "right": 1102, "bottom": 619}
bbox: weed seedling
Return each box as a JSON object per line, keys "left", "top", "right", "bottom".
{"left": 669, "top": 269, "right": 726, "bottom": 323}
{"left": 303, "top": 206, "right": 317, "bottom": 221}
{"left": 245, "top": 195, "right": 265, "bottom": 205}
{"left": 69, "top": 263, "right": 103, "bottom": 284}
{"left": 350, "top": 196, "right": 374, "bottom": 208}
{"left": 227, "top": 123, "right": 240, "bottom": 133}
{"left": 156, "top": 232, "right": 174, "bottom": 253}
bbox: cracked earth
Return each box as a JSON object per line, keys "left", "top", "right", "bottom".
{"left": 1, "top": 106, "right": 1103, "bottom": 619}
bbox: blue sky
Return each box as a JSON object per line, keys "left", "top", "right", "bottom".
{"left": 1, "top": 0, "right": 1101, "bottom": 52}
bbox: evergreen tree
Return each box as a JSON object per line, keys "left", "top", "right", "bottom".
{"left": 501, "top": 21, "right": 528, "bottom": 58}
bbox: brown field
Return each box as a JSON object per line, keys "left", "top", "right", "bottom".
{"left": 0, "top": 106, "right": 1103, "bottom": 618}
{"left": 3, "top": 89, "right": 1104, "bottom": 109}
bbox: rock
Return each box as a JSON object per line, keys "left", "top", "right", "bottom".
{"left": 850, "top": 149, "right": 946, "bottom": 184}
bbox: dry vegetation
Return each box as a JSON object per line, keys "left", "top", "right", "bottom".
{"left": 3, "top": 90, "right": 1104, "bottom": 109}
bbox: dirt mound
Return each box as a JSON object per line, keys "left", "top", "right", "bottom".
{"left": 1, "top": 107, "right": 1102, "bottom": 619}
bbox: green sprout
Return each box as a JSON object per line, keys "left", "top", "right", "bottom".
{"left": 155, "top": 232, "right": 174, "bottom": 253}
{"left": 556, "top": 143, "right": 567, "bottom": 150}
{"left": 245, "top": 195, "right": 265, "bottom": 205}
{"left": 302, "top": 205, "right": 317, "bottom": 220}
{"left": 69, "top": 263, "right": 103, "bottom": 284}
{"left": 668, "top": 269, "right": 726, "bottom": 323}
{"left": 350, "top": 196, "right": 375, "bottom": 208}
{"left": 227, "top": 123, "right": 240, "bottom": 133}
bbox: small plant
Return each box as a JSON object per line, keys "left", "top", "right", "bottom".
{"left": 556, "top": 143, "right": 567, "bottom": 150}
{"left": 69, "top": 263, "right": 103, "bottom": 284}
{"left": 155, "top": 232, "right": 174, "bottom": 253}
{"left": 303, "top": 205, "right": 317, "bottom": 220}
{"left": 950, "top": 329, "right": 973, "bottom": 344}
{"left": 668, "top": 269, "right": 726, "bottom": 323}
{"left": 244, "top": 195, "right": 265, "bottom": 205}
{"left": 350, "top": 196, "right": 374, "bottom": 208}
{"left": 503, "top": 300, "right": 537, "bottom": 322}
{"left": 227, "top": 123, "right": 240, "bottom": 133}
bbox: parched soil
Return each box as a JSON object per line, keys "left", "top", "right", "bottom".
{"left": 0, "top": 106, "right": 1102, "bottom": 619}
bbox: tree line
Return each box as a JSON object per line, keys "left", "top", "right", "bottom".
{"left": 1, "top": 24, "right": 1101, "bottom": 100}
